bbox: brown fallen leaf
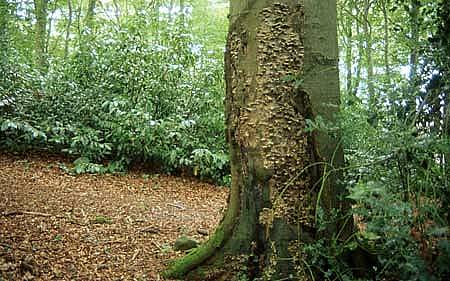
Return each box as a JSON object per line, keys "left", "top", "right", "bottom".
{"left": 0, "top": 152, "right": 228, "bottom": 280}
{"left": 140, "top": 226, "right": 160, "bottom": 234}
{"left": 197, "top": 228, "right": 209, "bottom": 236}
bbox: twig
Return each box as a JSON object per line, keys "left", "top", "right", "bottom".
{"left": 167, "top": 203, "right": 186, "bottom": 210}
{"left": 0, "top": 243, "right": 30, "bottom": 252}
{"left": 151, "top": 241, "right": 162, "bottom": 250}
{"left": 139, "top": 226, "right": 160, "bottom": 234}
{"left": 131, "top": 248, "right": 140, "bottom": 261}
{"left": 100, "top": 239, "right": 126, "bottom": 244}
{"left": 65, "top": 219, "right": 87, "bottom": 226}
{"left": 0, "top": 243, "right": 12, "bottom": 248}
{"left": 2, "top": 211, "right": 53, "bottom": 217}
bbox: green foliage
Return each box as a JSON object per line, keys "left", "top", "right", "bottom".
{"left": 300, "top": 82, "right": 449, "bottom": 280}
{"left": 339, "top": 95, "right": 450, "bottom": 280}
{"left": 93, "top": 215, "right": 113, "bottom": 224}
{"left": 1, "top": 0, "right": 449, "bottom": 279}
{"left": 302, "top": 210, "right": 356, "bottom": 281}
{"left": 0, "top": 1, "right": 229, "bottom": 185}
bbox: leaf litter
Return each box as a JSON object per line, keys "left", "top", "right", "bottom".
{"left": 0, "top": 153, "right": 228, "bottom": 280}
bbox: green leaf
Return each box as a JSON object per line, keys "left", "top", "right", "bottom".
{"left": 361, "top": 231, "right": 381, "bottom": 241}
{"left": 427, "top": 227, "right": 448, "bottom": 237}
{"left": 293, "top": 79, "right": 304, "bottom": 88}
{"left": 94, "top": 215, "right": 112, "bottom": 224}
{"left": 1, "top": 120, "right": 16, "bottom": 131}
{"left": 281, "top": 75, "right": 296, "bottom": 82}
{"left": 53, "top": 234, "right": 63, "bottom": 242}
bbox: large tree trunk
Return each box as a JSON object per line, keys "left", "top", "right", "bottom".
{"left": 164, "top": 1, "right": 349, "bottom": 280}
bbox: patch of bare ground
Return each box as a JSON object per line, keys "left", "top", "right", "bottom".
{"left": 0, "top": 153, "right": 228, "bottom": 280}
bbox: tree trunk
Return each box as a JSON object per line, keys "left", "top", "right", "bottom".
{"left": 339, "top": 0, "right": 354, "bottom": 96}
{"left": 0, "top": 0, "right": 10, "bottom": 64}
{"left": 381, "top": 0, "right": 390, "bottom": 83}
{"left": 64, "top": 0, "right": 72, "bottom": 58}
{"left": 85, "top": 0, "right": 96, "bottom": 27}
{"left": 445, "top": 93, "right": 450, "bottom": 223}
{"left": 404, "top": 0, "right": 420, "bottom": 124}
{"left": 112, "top": 0, "right": 122, "bottom": 27}
{"left": 408, "top": 0, "right": 419, "bottom": 94}
{"left": 353, "top": 4, "right": 363, "bottom": 97}
{"left": 163, "top": 1, "right": 349, "bottom": 280}
{"left": 362, "top": 0, "right": 375, "bottom": 107}
{"left": 33, "top": 0, "right": 48, "bottom": 72}
{"left": 381, "top": 0, "right": 393, "bottom": 107}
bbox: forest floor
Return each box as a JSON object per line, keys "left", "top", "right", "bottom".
{"left": 0, "top": 152, "right": 228, "bottom": 281}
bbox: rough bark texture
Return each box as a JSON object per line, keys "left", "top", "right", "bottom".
{"left": 164, "top": 1, "right": 346, "bottom": 280}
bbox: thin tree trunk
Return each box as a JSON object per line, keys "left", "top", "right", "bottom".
{"left": 112, "top": 0, "right": 121, "bottom": 27}
{"left": 85, "top": 0, "right": 96, "bottom": 28}
{"left": 0, "top": 0, "right": 11, "bottom": 89}
{"left": 45, "top": 1, "right": 57, "bottom": 56}
{"left": 363, "top": 0, "right": 375, "bottom": 106}
{"left": 75, "top": 0, "right": 82, "bottom": 38}
{"left": 381, "top": 0, "right": 391, "bottom": 89}
{"left": 180, "top": 0, "right": 185, "bottom": 22}
{"left": 33, "top": 0, "right": 48, "bottom": 72}
{"left": 407, "top": 0, "right": 420, "bottom": 122}
{"left": 169, "top": 0, "right": 174, "bottom": 21}
{"left": 445, "top": 93, "right": 450, "bottom": 222}
{"left": 353, "top": 5, "right": 363, "bottom": 97}
{"left": 0, "top": 0, "right": 10, "bottom": 63}
{"left": 64, "top": 0, "right": 72, "bottom": 58}
{"left": 340, "top": 0, "right": 353, "bottom": 96}
{"left": 408, "top": 0, "right": 419, "bottom": 91}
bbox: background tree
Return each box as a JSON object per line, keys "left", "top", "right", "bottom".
{"left": 33, "top": 0, "right": 48, "bottom": 71}
{"left": 0, "top": 0, "right": 11, "bottom": 76}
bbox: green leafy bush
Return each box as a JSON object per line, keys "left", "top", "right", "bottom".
{"left": 0, "top": 4, "right": 228, "bottom": 185}
{"left": 339, "top": 99, "right": 450, "bottom": 280}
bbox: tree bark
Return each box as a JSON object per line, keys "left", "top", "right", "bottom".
{"left": 0, "top": 0, "right": 10, "bottom": 63}
{"left": 64, "top": 0, "right": 73, "bottom": 58}
{"left": 85, "top": 0, "right": 96, "bottom": 27}
{"left": 163, "top": 1, "right": 349, "bottom": 280}
{"left": 381, "top": 0, "right": 390, "bottom": 84}
{"left": 362, "top": 0, "right": 375, "bottom": 107}
{"left": 408, "top": 0, "right": 419, "bottom": 94}
{"left": 33, "top": 0, "right": 48, "bottom": 72}
{"left": 353, "top": 4, "right": 363, "bottom": 97}
{"left": 405, "top": 0, "right": 420, "bottom": 122}
{"left": 339, "top": 0, "right": 354, "bottom": 96}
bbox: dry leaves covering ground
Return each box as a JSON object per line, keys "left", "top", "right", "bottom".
{"left": 0, "top": 153, "right": 228, "bottom": 280}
